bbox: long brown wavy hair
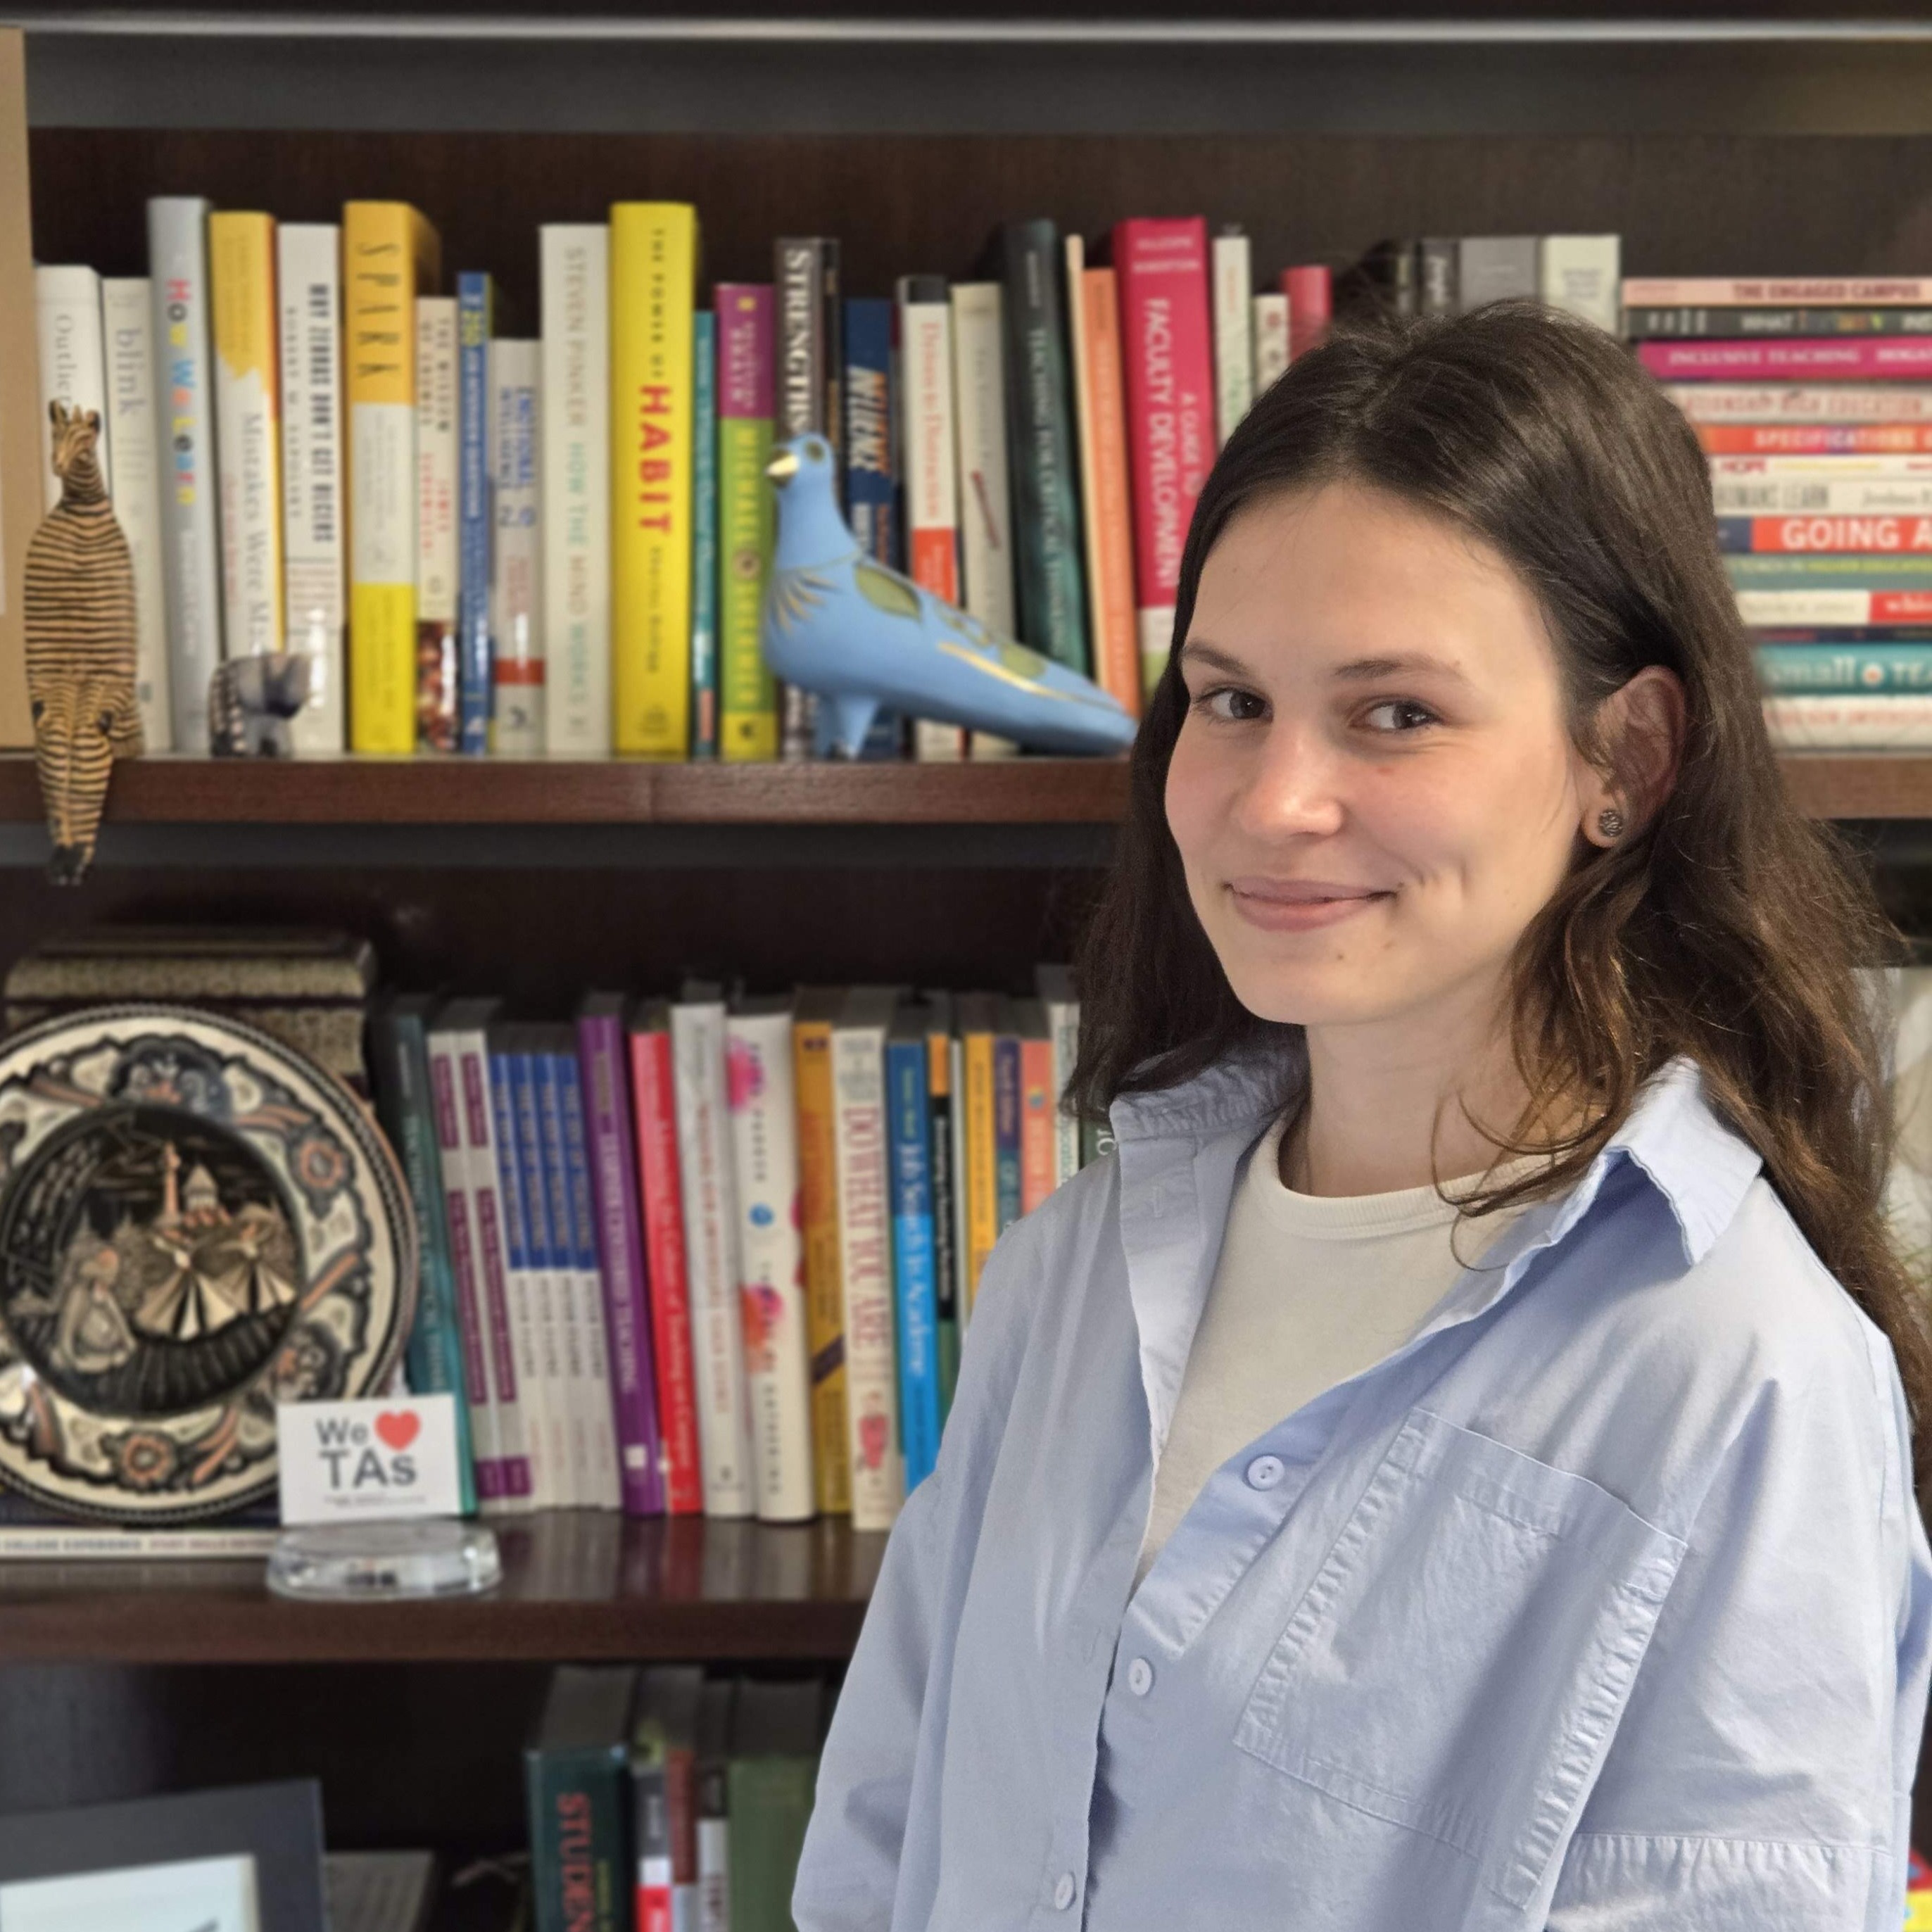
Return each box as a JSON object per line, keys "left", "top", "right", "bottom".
{"left": 1073, "top": 300, "right": 1932, "bottom": 1496}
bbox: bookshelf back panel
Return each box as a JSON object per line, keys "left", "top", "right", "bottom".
{"left": 32, "top": 128, "right": 1932, "bottom": 332}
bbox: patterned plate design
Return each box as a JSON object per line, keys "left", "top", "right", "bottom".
{"left": 0, "top": 1004, "right": 416, "bottom": 1523}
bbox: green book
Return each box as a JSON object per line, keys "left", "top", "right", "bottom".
{"left": 525, "top": 1666, "right": 638, "bottom": 1932}
{"left": 716, "top": 282, "right": 778, "bottom": 762}
{"left": 726, "top": 1679, "right": 823, "bottom": 1932}
{"left": 690, "top": 308, "right": 719, "bottom": 759}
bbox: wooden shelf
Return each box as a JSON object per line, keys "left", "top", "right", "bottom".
{"left": 0, "top": 1514, "right": 885, "bottom": 1664}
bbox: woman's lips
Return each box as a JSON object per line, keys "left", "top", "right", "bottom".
{"left": 1226, "top": 877, "right": 1392, "bottom": 932}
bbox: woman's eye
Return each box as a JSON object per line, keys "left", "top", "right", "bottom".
{"left": 1360, "top": 698, "right": 1438, "bottom": 733}
{"left": 1194, "top": 686, "right": 1268, "bottom": 723}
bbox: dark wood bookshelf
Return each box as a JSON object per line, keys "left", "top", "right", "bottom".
{"left": 0, "top": 1514, "right": 884, "bottom": 1665}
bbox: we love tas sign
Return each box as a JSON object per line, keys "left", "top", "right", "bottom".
{"left": 274, "top": 1393, "right": 464, "bottom": 1525}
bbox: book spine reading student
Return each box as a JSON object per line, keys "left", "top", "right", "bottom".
{"left": 795, "top": 303, "right": 1932, "bottom": 1931}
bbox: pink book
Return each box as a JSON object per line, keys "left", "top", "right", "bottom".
{"left": 1113, "top": 217, "right": 1215, "bottom": 694}
{"left": 1624, "top": 275, "right": 1932, "bottom": 308}
{"left": 1640, "top": 337, "right": 1932, "bottom": 380}
{"left": 1282, "top": 264, "right": 1332, "bottom": 362}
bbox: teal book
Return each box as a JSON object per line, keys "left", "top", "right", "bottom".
{"left": 691, "top": 309, "right": 720, "bottom": 758}
{"left": 367, "top": 992, "right": 477, "bottom": 1514}
{"left": 525, "top": 1666, "right": 637, "bottom": 1932}
{"left": 1756, "top": 640, "right": 1932, "bottom": 692}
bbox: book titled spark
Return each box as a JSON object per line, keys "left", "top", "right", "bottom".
{"left": 612, "top": 202, "right": 699, "bottom": 757}
{"left": 208, "top": 211, "right": 285, "bottom": 662}
{"left": 716, "top": 283, "right": 778, "bottom": 762}
{"left": 345, "top": 200, "right": 441, "bottom": 752}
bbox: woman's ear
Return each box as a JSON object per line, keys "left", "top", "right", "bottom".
{"left": 1579, "top": 665, "right": 1687, "bottom": 846}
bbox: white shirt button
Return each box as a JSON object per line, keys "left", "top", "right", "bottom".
{"left": 1246, "top": 1454, "right": 1286, "bottom": 1490}
{"left": 1053, "top": 1871, "right": 1078, "bottom": 1911}
{"left": 1126, "top": 1655, "right": 1154, "bottom": 1696}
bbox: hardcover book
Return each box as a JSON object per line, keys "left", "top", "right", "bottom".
{"left": 101, "top": 276, "right": 174, "bottom": 749}
{"left": 949, "top": 281, "right": 1016, "bottom": 638}
{"left": 526, "top": 1667, "right": 636, "bottom": 1932}
{"left": 897, "top": 272, "right": 967, "bottom": 761}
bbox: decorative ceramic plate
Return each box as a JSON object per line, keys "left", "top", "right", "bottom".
{"left": 0, "top": 1004, "right": 416, "bottom": 1523}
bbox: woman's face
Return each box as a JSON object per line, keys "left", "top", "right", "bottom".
{"left": 1166, "top": 479, "right": 1610, "bottom": 1037}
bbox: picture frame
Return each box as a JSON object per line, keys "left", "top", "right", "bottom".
{"left": 0, "top": 1779, "right": 325, "bottom": 1932}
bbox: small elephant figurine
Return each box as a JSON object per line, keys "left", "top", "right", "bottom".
{"left": 24, "top": 401, "right": 142, "bottom": 885}
{"left": 209, "top": 652, "right": 313, "bottom": 757}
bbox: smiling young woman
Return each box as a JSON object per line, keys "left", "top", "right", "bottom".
{"left": 795, "top": 303, "right": 1932, "bottom": 1932}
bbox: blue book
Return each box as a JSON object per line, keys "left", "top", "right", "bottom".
{"left": 486, "top": 1029, "right": 553, "bottom": 1502}
{"left": 885, "top": 1007, "right": 942, "bottom": 1487}
{"left": 691, "top": 310, "right": 719, "bottom": 759}
{"left": 457, "top": 272, "right": 495, "bottom": 754}
{"left": 1756, "top": 640, "right": 1932, "bottom": 693}
{"left": 510, "top": 1037, "right": 573, "bottom": 1505}
{"left": 992, "top": 1018, "right": 1023, "bottom": 1239}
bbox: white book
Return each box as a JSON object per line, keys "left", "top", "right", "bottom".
{"left": 35, "top": 265, "right": 108, "bottom": 508}
{"left": 949, "top": 283, "right": 1016, "bottom": 638}
{"left": 540, "top": 225, "right": 611, "bottom": 756}
{"left": 1763, "top": 693, "right": 1932, "bottom": 748}
{"left": 277, "top": 222, "right": 346, "bottom": 752}
{"left": 671, "top": 994, "right": 756, "bottom": 1518}
{"left": 1035, "top": 964, "right": 1080, "bottom": 1192}
{"left": 831, "top": 987, "right": 905, "bottom": 1532}
{"left": 1665, "top": 384, "right": 1932, "bottom": 425}
{"left": 148, "top": 198, "right": 225, "bottom": 750}
{"left": 1714, "top": 479, "right": 1932, "bottom": 517}
{"left": 209, "top": 216, "right": 285, "bottom": 662}
{"left": 1538, "top": 234, "right": 1622, "bottom": 334}
{"left": 897, "top": 278, "right": 966, "bottom": 763}
{"left": 100, "top": 277, "right": 173, "bottom": 750}
{"left": 1212, "top": 229, "right": 1254, "bottom": 446}
{"left": 726, "top": 999, "right": 816, "bottom": 1524}
{"left": 416, "top": 296, "right": 459, "bottom": 746}
{"left": 1738, "top": 589, "right": 1909, "bottom": 626}
{"left": 1253, "top": 292, "right": 1290, "bottom": 394}
{"left": 489, "top": 337, "right": 543, "bottom": 755}
{"left": 430, "top": 1006, "right": 533, "bottom": 1514}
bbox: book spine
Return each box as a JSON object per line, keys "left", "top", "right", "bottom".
{"left": 101, "top": 277, "right": 174, "bottom": 750}
{"left": 1737, "top": 588, "right": 1932, "bottom": 625}
{"left": 774, "top": 236, "right": 838, "bottom": 763}
{"left": 415, "top": 295, "right": 460, "bottom": 751}
{"left": 1727, "top": 552, "right": 1932, "bottom": 586}
{"left": 635, "top": 1762, "right": 675, "bottom": 1932}
{"left": 844, "top": 295, "right": 897, "bottom": 567}
{"left": 457, "top": 272, "right": 495, "bottom": 752}
{"left": 457, "top": 1037, "right": 535, "bottom": 1505}
{"left": 1001, "top": 220, "right": 1088, "bottom": 674}
{"left": 487, "top": 1047, "right": 560, "bottom": 1508}
{"left": 670, "top": 1004, "right": 755, "bottom": 1517}
{"left": 1251, "top": 291, "right": 1289, "bottom": 392}
{"left": 345, "top": 201, "right": 429, "bottom": 753}
{"left": 716, "top": 284, "right": 778, "bottom": 762}
{"left": 1018, "top": 1034, "right": 1055, "bottom": 1216}
{"left": 885, "top": 1035, "right": 940, "bottom": 1491}
{"left": 725, "top": 1009, "right": 816, "bottom": 1522}
{"left": 1211, "top": 229, "right": 1254, "bottom": 445}
{"left": 147, "top": 198, "right": 225, "bottom": 748}
{"left": 1043, "top": 997, "right": 1080, "bottom": 1189}
{"left": 1116, "top": 217, "right": 1215, "bottom": 699}
{"left": 899, "top": 284, "right": 961, "bottom": 605}
{"left": 1417, "top": 238, "right": 1459, "bottom": 317}
{"left": 993, "top": 1033, "right": 1023, "bottom": 1237}
{"left": 208, "top": 212, "right": 284, "bottom": 662}
{"left": 37, "top": 265, "right": 110, "bottom": 508}
{"left": 1762, "top": 692, "right": 1932, "bottom": 747}
{"left": 963, "top": 1028, "right": 997, "bottom": 1321}
{"left": 577, "top": 1015, "right": 667, "bottom": 1515}
{"left": 274, "top": 226, "right": 345, "bottom": 751}
{"left": 1282, "top": 263, "right": 1332, "bottom": 361}
{"left": 490, "top": 339, "right": 545, "bottom": 756}
{"left": 372, "top": 1013, "right": 479, "bottom": 1515}
{"left": 612, "top": 203, "right": 698, "bottom": 757}
{"left": 1629, "top": 304, "right": 1932, "bottom": 339}
{"left": 1756, "top": 642, "right": 1932, "bottom": 691}
{"left": 630, "top": 1027, "right": 705, "bottom": 1515}
{"left": 541, "top": 225, "right": 612, "bottom": 757}
{"left": 690, "top": 308, "right": 720, "bottom": 759}
{"left": 926, "top": 1027, "right": 960, "bottom": 1420}
{"left": 1700, "top": 422, "right": 1932, "bottom": 455}
{"left": 1537, "top": 234, "right": 1621, "bottom": 333}
{"left": 526, "top": 1745, "right": 628, "bottom": 1932}
{"left": 1712, "top": 477, "right": 1932, "bottom": 518}
{"left": 1624, "top": 274, "right": 1932, "bottom": 307}
{"left": 831, "top": 1023, "right": 904, "bottom": 1530}
{"left": 427, "top": 1031, "right": 507, "bottom": 1504}
{"left": 1644, "top": 336, "right": 1932, "bottom": 379}
{"left": 1664, "top": 384, "right": 1932, "bottom": 424}
{"left": 523, "top": 1049, "right": 591, "bottom": 1508}
{"left": 792, "top": 1015, "right": 852, "bottom": 1515}
{"left": 1718, "top": 514, "right": 1932, "bottom": 554}
{"left": 950, "top": 283, "right": 1016, "bottom": 636}
{"left": 1071, "top": 263, "right": 1141, "bottom": 716}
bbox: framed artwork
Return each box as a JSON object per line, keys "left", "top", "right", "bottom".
{"left": 0, "top": 1780, "right": 325, "bottom": 1932}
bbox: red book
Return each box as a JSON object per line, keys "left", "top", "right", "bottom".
{"left": 1113, "top": 216, "right": 1215, "bottom": 693}
{"left": 1743, "top": 514, "right": 1932, "bottom": 554}
{"left": 1700, "top": 422, "right": 1932, "bottom": 455}
{"left": 1282, "top": 265, "right": 1332, "bottom": 362}
{"left": 629, "top": 1009, "right": 704, "bottom": 1515}
{"left": 1018, "top": 1027, "right": 1055, "bottom": 1216}
{"left": 1641, "top": 336, "right": 1932, "bottom": 380}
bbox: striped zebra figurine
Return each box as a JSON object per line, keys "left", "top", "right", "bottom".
{"left": 25, "top": 402, "right": 142, "bottom": 883}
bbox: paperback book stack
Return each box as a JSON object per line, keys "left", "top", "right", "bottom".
{"left": 1628, "top": 274, "right": 1932, "bottom": 750}
{"left": 372, "top": 970, "right": 1091, "bottom": 1535}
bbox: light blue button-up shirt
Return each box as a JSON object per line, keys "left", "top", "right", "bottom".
{"left": 795, "top": 1054, "right": 1932, "bottom": 1930}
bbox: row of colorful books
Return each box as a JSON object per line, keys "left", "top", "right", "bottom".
{"left": 372, "top": 973, "right": 1088, "bottom": 1535}
{"left": 526, "top": 1665, "right": 823, "bottom": 1932}
{"left": 1622, "top": 274, "right": 1932, "bottom": 750}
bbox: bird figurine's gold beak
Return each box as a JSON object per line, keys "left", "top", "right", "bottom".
{"left": 765, "top": 448, "right": 800, "bottom": 485}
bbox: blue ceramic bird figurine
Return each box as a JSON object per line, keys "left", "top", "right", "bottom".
{"left": 762, "top": 434, "right": 1138, "bottom": 758}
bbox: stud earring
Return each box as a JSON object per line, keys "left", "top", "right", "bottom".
{"left": 1596, "top": 807, "right": 1625, "bottom": 842}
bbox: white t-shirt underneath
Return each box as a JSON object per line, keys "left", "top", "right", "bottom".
{"left": 1135, "top": 1113, "right": 1540, "bottom": 1585}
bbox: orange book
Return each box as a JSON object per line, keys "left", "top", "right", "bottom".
{"left": 792, "top": 990, "right": 852, "bottom": 1515}
{"left": 957, "top": 992, "right": 1001, "bottom": 1318}
{"left": 1066, "top": 237, "right": 1140, "bottom": 718}
{"left": 1017, "top": 1003, "right": 1056, "bottom": 1216}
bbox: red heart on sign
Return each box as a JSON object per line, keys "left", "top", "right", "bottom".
{"left": 374, "top": 1410, "right": 419, "bottom": 1451}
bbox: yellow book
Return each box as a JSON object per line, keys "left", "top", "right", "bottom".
{"left": 959, "top": 994, "right": 1001, "bottom": 1320}
{"left": 793, "top": 992, "right": 852, "bottom": 1515}
{"left": 610, "top": 202, "right": 698, "bottom": 757}
{"left": 343, "top": 201, "right": 440, "bottom": 752}
{"left": 209, "top": 212, "right": 285, "bottom": 664}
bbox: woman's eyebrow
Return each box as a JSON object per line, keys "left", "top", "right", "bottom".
{"left": 1176, "top": 640, "right": 1251, "bottom": 676}
{"left": 1333, "top": 653, "right": 1472, "bottom": 685}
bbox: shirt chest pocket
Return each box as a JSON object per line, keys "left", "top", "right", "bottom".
{"left": 1233, "top": 1408, "right": 1686, "bottom": 1912}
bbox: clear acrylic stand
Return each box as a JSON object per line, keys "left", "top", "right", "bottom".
{"left": 266, "top": 1519, "right": 502, "bottom": 1601}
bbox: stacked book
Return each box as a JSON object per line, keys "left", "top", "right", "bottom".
{"left": 37, "top": 203, "right": 1621, "bottom": 763}
{"left": 1629, "top": 275, "right": 1932, "bottom": 750}
{"left": 372, "top": 972, "right": 1088, "bottom": 1535}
